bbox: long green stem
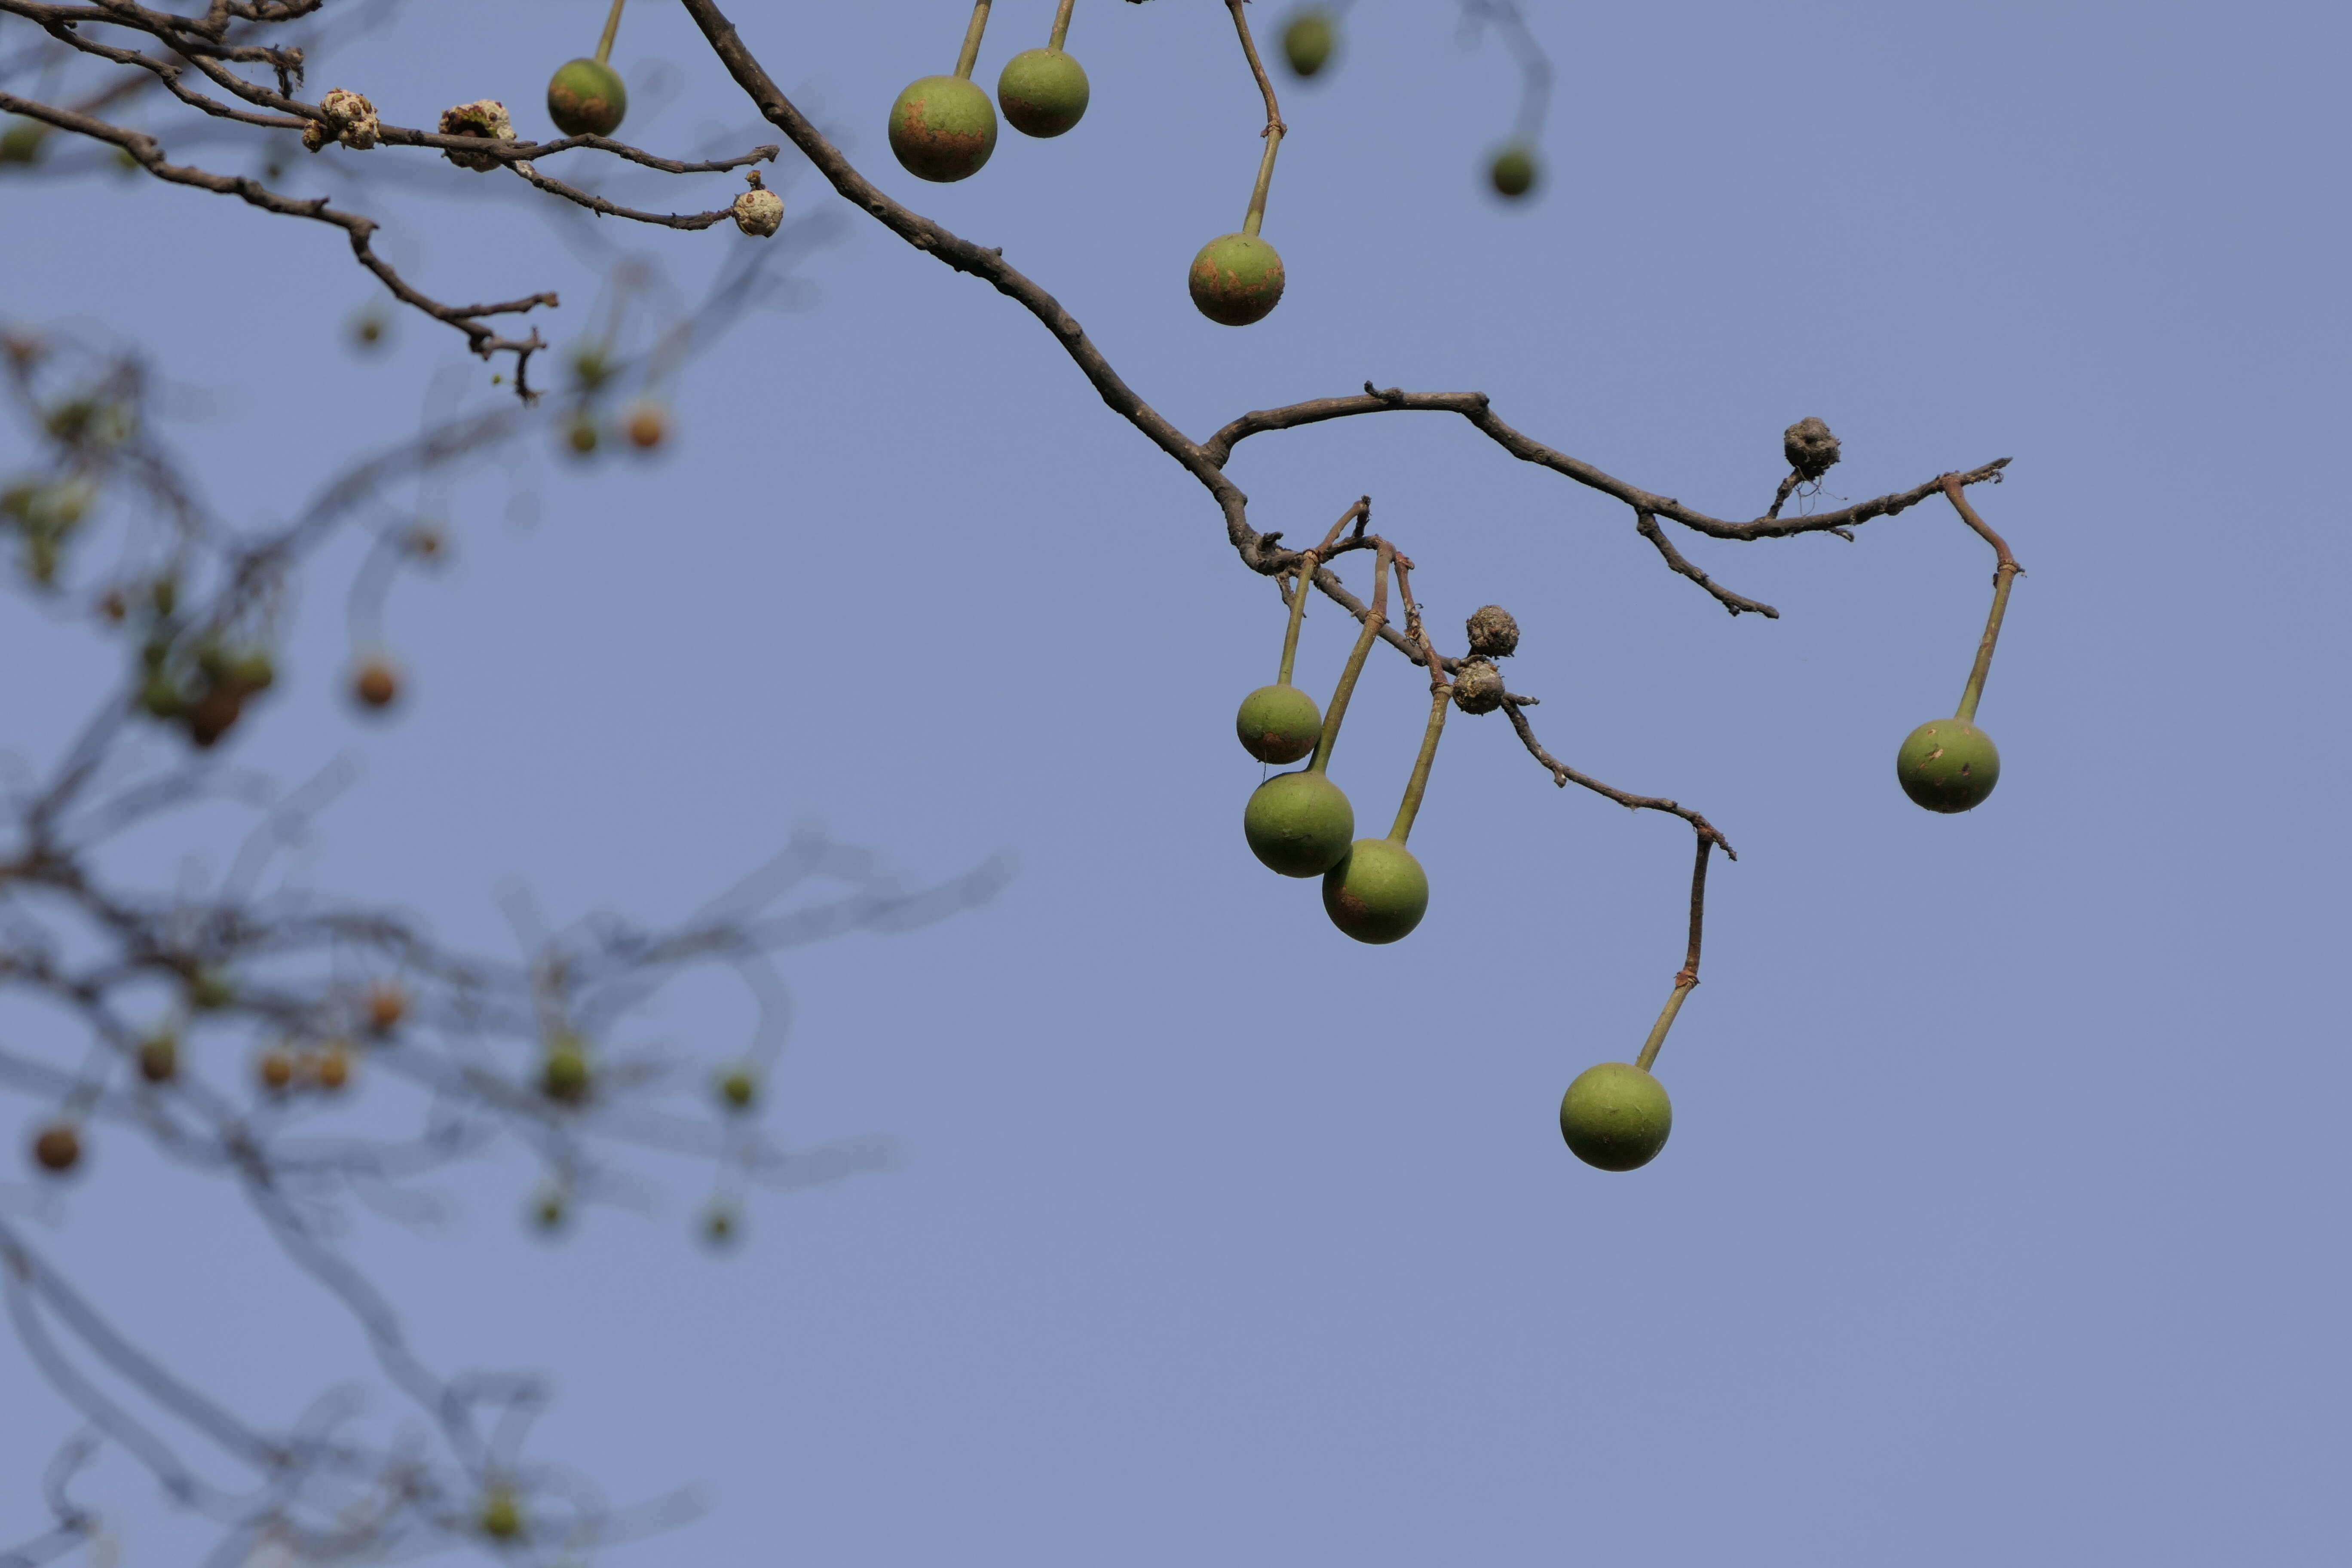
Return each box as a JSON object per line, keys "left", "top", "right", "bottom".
{"left": 1942, "top": 478, "right": 2022, "bottom": 724}
{"left": 594, "top": 0, "right": 628, "bottom": 65}
{"left": 1635, "top": 836, "right": 1712, "bottom": 1073}
{"left": 1049, "top": 0, "right": 1077, "bottom": 51}
{"left": 955, "top": 0, "right": 993, "bottom": 79}
{"left": 1957, "top": 567, "right": 2016, "bottom": 722}
{"left": 1387, "top": 686, "right": 1450, "bottom": 843}
{"left": 1274, "top": 551, "right": 1315, "bottom": 686}
{"left": 1225, "top": 0, "right": 1285, "bottom": 236}
{"left": 1633, "top": 987, "right": 1690, "bottom": 1074}
{"left": 1306, "top": 545, "right": 1389, "bottom": 776}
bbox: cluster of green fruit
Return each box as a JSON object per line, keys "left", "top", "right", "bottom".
{"left": 127, "top": 580, "right": 279, "bottom": 749}
{"left": 1234, "top": 549, "right": 1510, "bottom": 946}
{"left": 885, "top": 2, "right": 1292, "bottom": 328}
{"left": 1279, "top": 7, "right": 1543, "bottom": 199}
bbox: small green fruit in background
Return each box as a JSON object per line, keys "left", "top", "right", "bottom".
{"left": 138, "top": 1032, "right": 178, "bottom": 1083}
{"left": 532, "top": 1189, "right": 569, "bottom": 1232}
{"left": 1189, "top": 233, "right": 1286, "bottom": 326}
{"left": 0, "top": 120, "right": 47, "bottom": 164}
{"left": 718, "top": 1068, "right": 757, "bottom": 1112}
{"left": 1243, "top": 769, "right": 1353, "bottom": 877}
{"left": 542, "top": 1040, "right": 591, "bottom": 1104}
{"left": 998, "top": 48, "right": 1090, "bottom": 138}
{"left": 479, "top": 1490, "right": 524, "bottom": 1540}
{"left": 565, "top": 415, "right": 598, "bottom": 456}
{"left": 1235, "top": 683, "right": 1322, "bottom": 764}
{"left": 1559, "top": 1062, "right": 1672, "bottom": 1171}
{"left": 1489, "top": 144, "right": 1539, "bottom": 199}
{"left": 546, "top": 58, "right": 627, "bottom": 138}
{"left": 1283, "top": 10, "right": 1335, "bottom": 77}
{"left": 1321, "top": 839, "right": 1429, "bottom": 945}
{"left": 889, "top": 76, "right": 997, "bottom": 183}
{"left": 1896, "top": 717, "right": 2000, "bottom": 813}
{"left": 703, "top": 1204, "right": 740, "bottom": 1245}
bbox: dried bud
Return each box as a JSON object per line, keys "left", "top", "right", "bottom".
{"left": 315, "top": 89, "right": 380, "bottom": 151}
{"left": 732, "top": 172, "right": 784, "bottom": 238}
{"left": 438, "top": 100, "right": 515, "bottom": 172}
{"left": 1465, "top": 604, "right": 1519, "bottom": 658}
{"left": 1783, "top": 416, "right": 1841, "bottom": 481}
{"left": 1450, "top": 658, "right": 1507, "bottom": 715}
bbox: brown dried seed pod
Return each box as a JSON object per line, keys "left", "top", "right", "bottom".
{"left": 1783, "top": 416, "right": 1841, "bottom": 481}
{"left": 1451, "top": 659, "right": 1507, "bottom": 715}
{"left": 1465, "top": 605, "right": 1519, "bottom": 659}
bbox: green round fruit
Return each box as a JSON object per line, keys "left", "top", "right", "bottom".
{"left": 479, "top": 1490, "right": 524, "bottom": 1540}
{"left": 1189, "top": 233, "right": 1286, "bottom": 327}
{"left": 1283, "top": 11, "right": 1335, "bottom": 77}
{"left": 1321, "top": 838, "right": 1429, "bottom": 945}
{"left": 1235, "top": 683, "right": 1322, "bottom": 764}
{"left": 138, "top": 1032, "right": 178, "bottom": 1083}
{"left": 0, "top": 121, "right": 46, "bottom": 165}
{"left": 997, "top": 48, "right": 1090, "bottom": 138}
{"left": 1559, "top": 1062, "right": 1672, "bottom": 1172}
{"left": 546, "top": 58, "right": 628, "bottom": 138}
{"left": 542, "top": 1042, "right": 591, "bottom": 1104}
{"left": 719, "top": 1069, "right": 757, "bottom": 1112}
{"left": 1243, "top": 769, "right": 1353, "bottom": 878}
{"left": 1896, "top": 717, "right": 2000, "bottom": 814}
{"left": 1489, "top": 145, "right": 1538, "bottom": 198}
{"left": 889, "top": 75, "right": 997, "bottom": 183}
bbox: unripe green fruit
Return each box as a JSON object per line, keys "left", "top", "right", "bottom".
{"left": 1559, "top": 1062, "right": 1672, "bottom": 1172}
{"left": 1243, "top": 769, "right": 1353, "bottom": 877}
{"left": 888, "top": 75, "right": 996, "bottom": 183}
{"left": 138, "top": 1032, "right": 178, "bottom": 1083}
{"left": 1235, "top": 683, "right": 1322, "bottom": 764}
{"left": 542, "top": 1043, "right": 591, "bottom": 1104}
{"left": 0, "top": 121, "right": 46, "bottom": 164}
{"left": 138, "top": 674, "right": 182, "bottom": 719}
{"left": 1283, "top": 11, "right": 1335, "bottom": 77}
{"left": 1321, "top": 838, "right": 1428, "bottom": 945}
{"left": 1489, "top": 145, "right": 1538, "bottom": 199}
{"left": 1896, "top": 717, "right": 2000, "bottom": 813}
{"left": 997, "top": 48, "right": 1090, "bottom": 138}
{"left": 479, "top": 1490, "right": 523, "bottom": 1540}
{"left": 1189, "top": 233, "right": 1286, "bottom": 327}
{"left": 718, "top": 1069, "right": 757, "bottom": 1112}
{"left": 546, "top": 58, "right": 627, "bottom": 138}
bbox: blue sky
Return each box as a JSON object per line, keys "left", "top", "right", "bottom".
{"left": 3, "top": 1, "right": 2349, "bottom": 1563}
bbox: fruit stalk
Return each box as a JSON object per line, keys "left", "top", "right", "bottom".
{"left": 1049, "top": 0, "right": 1077, "bottom": 51}
{"left": 955, "top": 0, "right": 995, "bottom": 80}
{"left": 594, "top": 0, "right": 627, "bottom": 67}
{"left": 1942, "top": 476, "right": 2022, "bottom": 723}
{"left": 1275, "top": 550, "right": 1316, "bottom": 686}
{"left": 1224, "top": 0, "right": 1286, "bottom": 236}
{"left": 1386, "top": 684, "right": 1452, "bottom": 843}
{"left": 1635, "top": 836, "right": 1712, "bottom": 1072}
{"left": 1306, "top": 542, "right": 1390, "bottom": 775}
